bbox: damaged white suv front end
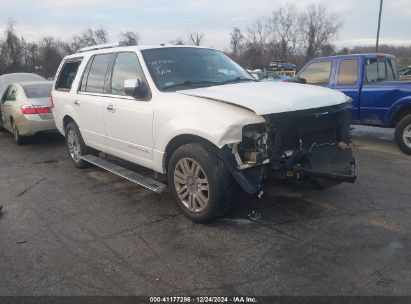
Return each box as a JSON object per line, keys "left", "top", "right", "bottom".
{"left": 175, "top": 81, "right": 356, "bottom": 194}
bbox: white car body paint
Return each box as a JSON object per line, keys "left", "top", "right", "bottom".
{"left": 52, "top": 45, "right": 349, "bottom": 174}
{"left": 177, "top": 81, "right": 348, "bottom": 115}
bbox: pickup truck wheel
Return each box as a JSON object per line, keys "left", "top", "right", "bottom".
{"left": 395, "top": 114, "right": 411, "bottom": 155}
{"left": 168, "top": 143, "right": 232, "bottom": 223}
{"left": 65, "top": 122, "right": 90, "bottom": 168}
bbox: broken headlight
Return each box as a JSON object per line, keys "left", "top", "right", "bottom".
{"left": 230, "top": 123, "right": 270, "bottom": 169}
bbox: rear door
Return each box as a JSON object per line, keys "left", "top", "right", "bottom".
{"left": 76, "top": 53, "right": 113, "bottom": 152}
{"left": 102, "top": 51, "right": 154, "bottom": 168}
{"left": 332, "top": 59, "right": 361, "bottom": 121}
{"left": 359, "top": 56, "right": 399, "bottom": 125}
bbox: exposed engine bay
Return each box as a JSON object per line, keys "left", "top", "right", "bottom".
{"left": 219, "top": 101, "right": 356, "bottom": 194}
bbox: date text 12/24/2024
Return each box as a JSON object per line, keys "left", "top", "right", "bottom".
{"left": 149, "top": 297, "right": 258, "bottom": 303}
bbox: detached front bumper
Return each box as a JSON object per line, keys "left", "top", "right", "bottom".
{"left": 296, "top": 143, "right": 356, "bottom": 187}
{"left": 296, "top": 159, "right": 356, "bottom": 184}
{"left": 220, "top": 142, "right": 356, "bottom": 194}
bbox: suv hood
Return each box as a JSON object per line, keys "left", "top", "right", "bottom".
{"left": 177, "top": 81, "right": 348, "bottom": 115}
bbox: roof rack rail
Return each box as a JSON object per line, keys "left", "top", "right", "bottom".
{"left": 78, "top": 41, "right": 127, "bottom": 53}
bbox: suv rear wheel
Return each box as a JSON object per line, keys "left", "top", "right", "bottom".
{"left": 168, "top": 142, "right": 232, "bottom": 223}
{"left": 395, "top": 114, "right": 411, "bottom": 155}
{"left": 65, "top": 122, "right": 90, "bottom": 168}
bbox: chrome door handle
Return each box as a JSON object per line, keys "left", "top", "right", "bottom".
{"left": 73, "top": 100, "right": 80, "bottom": 105}
{"left": 106, "top": 104, "right": 115, "bottom": 111}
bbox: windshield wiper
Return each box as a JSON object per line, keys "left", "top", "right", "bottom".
{"left": 162, "top": 80, "right": 219, "bottom": 90}
{"left": 219, "top": 76, "right": 255, "bottom": 85}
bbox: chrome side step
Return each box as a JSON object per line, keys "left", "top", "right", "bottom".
{"left": 80, "top": 154, "right": 167, "bottom": 193}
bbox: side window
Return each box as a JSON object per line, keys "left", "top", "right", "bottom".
{"left": 81, "top": 54, "right": 112, "bottom": 93}
{"left": 337, "top": 59, "right": 358, "bottom": 85}
{"left": 365, "top": 57, "right": 398, "bottom": 83}
{"left": 299, "top": 61, "right": 332, "bottom": 85}
{"left": 5, "top": 86, "right": 17, "bottom": 101}
{"left": 365, "top": 58, "right": 385, "bottom": 83}
{"left": 56, "top": 60, "right": 82, "bottom": 90}
{"left": 110, "top": 52, "right": 146, "bottom": 96}
{"left": 387, "top": 58, "right": 398, "bottom": 81}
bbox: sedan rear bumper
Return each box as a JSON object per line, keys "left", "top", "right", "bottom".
{"left": 15, "top": 114, "right": 56, "bottom": 136}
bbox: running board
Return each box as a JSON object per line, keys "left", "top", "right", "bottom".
{"left": 80, "top": 154, "right": 167, "bottom": 193}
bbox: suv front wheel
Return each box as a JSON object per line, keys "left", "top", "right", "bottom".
{"left": 65, "top": 122, "right": 90, "bottom": 168}
{"left": 168, "top": 142, "right": 233, "bottom": 223}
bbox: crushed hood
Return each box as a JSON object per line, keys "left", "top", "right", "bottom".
{"left": 177, "top": 81, "right": 348, "bottom": 115}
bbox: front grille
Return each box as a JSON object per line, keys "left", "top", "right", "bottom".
{"left": 264, "top": 104, "right": 351, "bottom": 151}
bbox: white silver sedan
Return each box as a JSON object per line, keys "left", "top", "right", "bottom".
{"left": 0, "top": 81, "right": 56, "bottom": 144}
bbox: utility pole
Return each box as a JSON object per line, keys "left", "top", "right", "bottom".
{"left": 376, "top": 0, "right": 383, "bottom": 53}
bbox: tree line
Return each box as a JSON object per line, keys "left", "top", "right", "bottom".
{"left": 227, "top": 3, "right": 342, "bottom": 69}
{"left": 0, "top": 21, "right": 140, "bottom": 78}
{"left": 1, "top": 2, "right": 410, "bottom": 78}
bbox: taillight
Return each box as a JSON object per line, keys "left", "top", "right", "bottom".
{"left": 21, "top": 105, "right": 51, "bottom": 115}
{"left": 50, "top": 95, "right": 55, "bottom": 108}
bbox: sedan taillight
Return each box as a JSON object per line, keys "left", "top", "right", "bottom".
{"left": 21, "top": 105, "right": 51, "bottom": 115}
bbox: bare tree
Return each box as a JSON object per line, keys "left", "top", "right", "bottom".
{"left": 189, "top": 32, "right": 204, "bottom": 46}
{"left": 268, "top": 3, "right": 300, "bottom": 60}
{"left": 243, "top": 17, "right": 271, "bottom": 68}
{"left": 230, "top": 27, "right": 243, "bottom": 55}
{"left": 171, "top": 37, "right": 185, "bottom": 45}
{"left": 94, "top": 28, "right": 109, "bottom": 44}
{"left": 1, "top": 20, "right": 22, "bottom": 73}
{"left": 299, "top": 4, "right": 342, "bottom": 59}
{"left": 120, "top": 31, "right": 140, "bottom": 46}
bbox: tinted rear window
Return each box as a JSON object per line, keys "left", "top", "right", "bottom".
{"left": 365, "top": 57, "right": 398, "bottom": 83}
{"left": 81, "top": 54, "right": 112, "bottom": 93}
{"left": 55, "top": 60, "right": 81, "bottom": 90}
{"left": 23, "top": 84, "right": 52, "bottom": 98}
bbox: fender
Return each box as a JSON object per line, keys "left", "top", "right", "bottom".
{"left": 152, "top": 112, "right": 265, "bottom": 174}
{"left": 385, "top": 96, "right": 411, "bottom": 126}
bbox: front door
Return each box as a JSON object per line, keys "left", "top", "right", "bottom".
{"left": 103, "top": 51, "right": 154, "bottom": 169}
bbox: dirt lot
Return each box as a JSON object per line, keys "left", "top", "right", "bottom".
{"left": 0, "top": 126, "right": 410, "bottom": 296}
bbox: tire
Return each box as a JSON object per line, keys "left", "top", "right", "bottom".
{"left": 395, "top": 114, "right": 411, "bottom": 155}
{"left": 65, "top": 122, "right": 91, "bottom": 168}
{"left": 11, "top": 119, "right": 27, "bottom": 145}
{"left": 168, "top": 142, "right": 233, "bottom": 223}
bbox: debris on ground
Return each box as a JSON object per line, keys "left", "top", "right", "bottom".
{"left": 17, "top": 240, "right": 27, "bottom": 244}
{"left": 0, "top": 205, "right": 3, "bottom": 215}
{"left": 248, "top": 210, "right": 262, "bottom": 221}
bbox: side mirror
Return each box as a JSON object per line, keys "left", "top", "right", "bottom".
{"left": 124, "top": 79, "right": 148, "bottom": 98}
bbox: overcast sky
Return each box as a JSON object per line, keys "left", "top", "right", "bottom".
{"left": 0, "top": 0, "right": 410, "bottom": 50}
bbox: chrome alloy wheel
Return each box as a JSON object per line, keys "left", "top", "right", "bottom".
{"left": 174, "top": 158, "right": 209, "bottom": 213}
{"left": 403, "top": 123, "right": 411, "bottom": 148}
{"left": 67, "top": 129, "right": 81, "bottom": 162}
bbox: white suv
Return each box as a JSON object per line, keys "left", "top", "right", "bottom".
{"left": 52, "top": 44, "right": 356, "bottom": 222}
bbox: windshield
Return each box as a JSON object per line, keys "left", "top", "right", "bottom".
{"left": 23, "top": 83, "right": 52, "bottom": 98}
{"left": 141, "top": 47, "right": 255, "bottom": 90}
